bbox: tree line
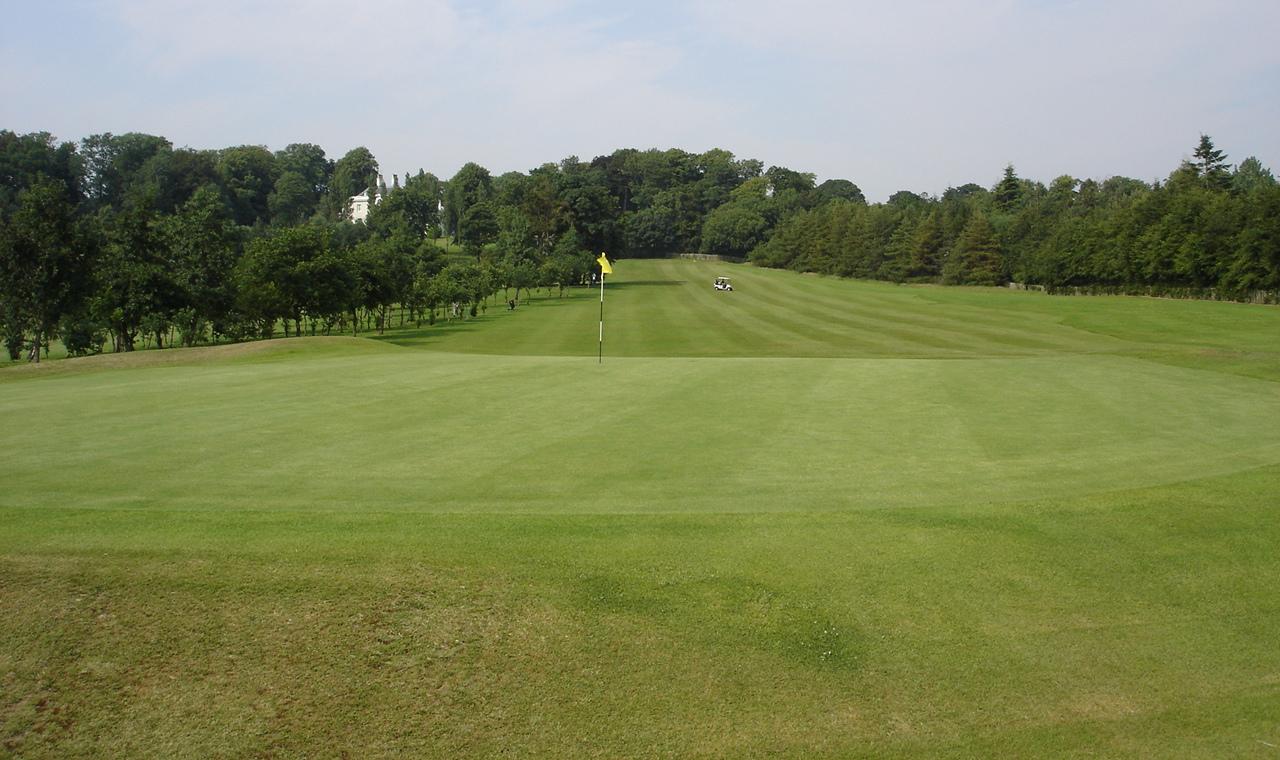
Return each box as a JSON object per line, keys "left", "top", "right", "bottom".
{"left": 752, "top": 136, "right": 1280, "bottom": 299}
{"left": 2, "top": 130, "right": 1277, "bottom": 361}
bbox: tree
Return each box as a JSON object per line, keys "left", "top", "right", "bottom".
{"left": 300, "top": 248, "right": 360, "bottom": 335}
{"left": 1232, "top": 157, "right": 1276, "bottom": 195}
{"left": 766, "top": 166, "right": 816, "bottom": 199}
{"left": 0, "top": 177, "right": 91, "bottom": 361}
{"left": 1193, "top": 134, "right": 1231, "bottom": 190}
{"left": 624, "top": 203, "right": 677, "bottom": 255}
{"left": 370, "top": 170, "right": 441, "bottom": 238}
{"left": 108, "top": 147, "right": 223, "bottom": 216}
{"left": 0, "top": 131, "right": 83, "bottom": 216}
{"left": 700, "top": 204, "right": 769, "bottom": 258}
{"left": 444, "top": 162, "right": 493, "bottom": 240}
{"left": 275, "top": 143, "right": 332, "bottom": 198}
{"left": 161, "top": 186, "right": 241, "bottom": 344}
{"left": 942, "top": 183, "right": 986, "bottom": 202}
{"left": 269, "top": 171, "right": 318, "bottom": 227}
{"left": 887, "top": 190, "right": 925, "bottom": 209}
{"left": 235, "top": 226, "right": 329, "bottom": 337}
{"left": 556, "top": 158, "right": 620, "bottom": 256}
{"left": 79, "top": 132, "right": 172, "bottom": 211}
{"left": 943, "top": 213, "right": 1004, "bottom": 285}
{"left": 541, "top": 229, "right": 592, "bottom": 297}
{"left": 907, "top": 210, "right": 945, "bottom": 279}
{"left": 1222, "top": 183, "right": 1280, "bottom": 294}
{"left": 94, "top": 201, "right": 178, "bottom": 351}
{"left": 816, "top": 179, "right": 866, "bottom": 205}
{"left": 458, "top": 200, "right": 499, "bottom": 256}
{"left": 879, "top": 213, "right": 917, "bottom": 282}
{"left": 217, "top": 146, "right": 278, "bottom": 226}
{"left": 325, "top": 147, "right": 378, "bottom": 220}
{"left": 520, "top": 170, "right": 565, "bottom": 254}
{"left": 994, "top": 164, "right": 1023, "bottom": 211}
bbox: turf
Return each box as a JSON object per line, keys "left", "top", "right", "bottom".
{"left": 2, "top": 259, "right": 1279, "bottom": 757}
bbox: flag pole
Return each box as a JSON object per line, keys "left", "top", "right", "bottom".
{"left": 595, "top": 253, "right": 611, "bottom": 364}
{"left": 598, "top": 266, "right": 604, "bottom": 364}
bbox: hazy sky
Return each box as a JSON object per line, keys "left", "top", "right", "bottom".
{"left": 4, "top": 0, "right": 1278, "bottom": 200}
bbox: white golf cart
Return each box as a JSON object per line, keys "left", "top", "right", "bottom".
{"left": 713, "top": 276, "right": 733, "bottom": 292}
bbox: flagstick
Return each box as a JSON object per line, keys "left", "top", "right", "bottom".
{"left": 598, "top": 270, "right": 605, "bottom": 364}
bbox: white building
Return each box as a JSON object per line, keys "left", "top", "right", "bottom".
{"left": 347, "top": 177, "right": 383, "bottom": 223}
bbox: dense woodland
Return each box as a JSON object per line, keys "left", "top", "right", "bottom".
{"left": 1, "top": 129, "right": 1277, "bottom": 361}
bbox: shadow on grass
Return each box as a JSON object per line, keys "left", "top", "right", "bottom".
{"left": 365, "top": 280, "right": 685, "bottom": 348}
{"left": 368, "top": 319, "right": 489, "bottom": 347}
{"left": 603, "top": 279, "right": 687, "bottom": 290}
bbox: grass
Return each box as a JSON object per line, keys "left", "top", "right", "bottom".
{"left": 2, "top": 259, "right": 1279, "bottom": 757}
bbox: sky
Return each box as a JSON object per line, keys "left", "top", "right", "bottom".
{"left": 3, "top": 0, "right": 1278, "bottom": 201}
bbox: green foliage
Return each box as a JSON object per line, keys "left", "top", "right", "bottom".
{"left": 444, "top": 161, "right": 493, "bottom": 239}
{"left": 325, "top": 147, "right": 378, "bottom": 220}
{"left": 161, "top": 186, "right": 242, "bottom": 343}
{"left": 700, "top": 204, "right": 768, "bottom": 258}
{"left": 1232, "top": 156, "right": 1276, "bottom": 195}
{"left": 94, "top": 200, "right": 179, "bottom": 350}
{"left": 815, "top": 178, "right": 866, "bottom": 205}
{"left": 0, "top": 130, "right": 83, "bottom": 215}
{"left": 993, "top": 164, "right": 1023, "bottom": 211}
{"left": 0, "top": 176, "right": 92, "bottom": 359}
{"left": 458, "top": 200, "right": 499, "bottom": 255}
{"left": 79, "top": 132, "right": 172, "bottom": 210}
{"left": 235, "top": 225, "right": 331, "bottom": 334}
{"left": 370, "top": 170, "right": 441, "bottom": 237}
{"left": 269, "top": 171, "right": 318, "bottom": 227}
{"left": 1194, "top": 134, "right": 1231, "bottom": 190}
{"left": 58, "top": 313, "right": 106, "bottom": 356}
{"left": 943, "top": 213, "right": 1004, "bottom": 285}
{"left": 216, "top": 145, "right": 279, "bottom": 226}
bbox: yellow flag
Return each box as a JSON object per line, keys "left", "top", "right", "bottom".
{"left": 597, "top": 253, "right": 613, "bottom": 275}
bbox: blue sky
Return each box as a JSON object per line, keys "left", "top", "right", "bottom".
{"left": 3, "top": 0, "right": 1278, "bottom": 200}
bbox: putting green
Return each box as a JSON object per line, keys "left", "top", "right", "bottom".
{"left": 4, "top": 260, "right": 1277, "bottom": 514}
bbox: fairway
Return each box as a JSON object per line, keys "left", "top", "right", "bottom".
{"left": 3, "top": 260, "right": 1279, "bottom": 757}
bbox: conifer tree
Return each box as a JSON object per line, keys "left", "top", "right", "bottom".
{"left": 943, "top": 213, "right": 1004, "bottom": 285}
{"left": 879, "top": 214, "right": 917, "bottom": 282}
{"left": 1193, "top": 135, "right": 1231, "bottom": 190}
{"left": 994, "top": 164, "right": 1023, "bottom": 211}
{"left": 908, "top": 210, "right": 945, "bottom": 279}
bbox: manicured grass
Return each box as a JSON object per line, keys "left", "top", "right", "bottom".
{"left": 2, "top": 260, "right": 1279, "bottom": 757}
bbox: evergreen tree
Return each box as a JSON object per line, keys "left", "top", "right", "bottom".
{"left": 879, "top": 213, "right": 917, "bottom": 282}
{"left": 1193, "top": 135, "right": 1231, "bottom": 190}
{"left": 994, "top": 164, "right": 1023, "bottom": 211}
{"left": 1232, "top": 157, "right": 1276, "bottom": 195}
{"left": 907, "top": 210, "right": 945, "bottom": 279}
{"left": 943, "top": 213, "right": 1004, "bottom": 285}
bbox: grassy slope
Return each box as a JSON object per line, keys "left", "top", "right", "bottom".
{"left": 2, "top": 260, "right": 1279, "bottom": 757}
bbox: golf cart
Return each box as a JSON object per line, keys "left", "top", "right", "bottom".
{"left": 714, "top": 276, "right": 733, "bottom": 292}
